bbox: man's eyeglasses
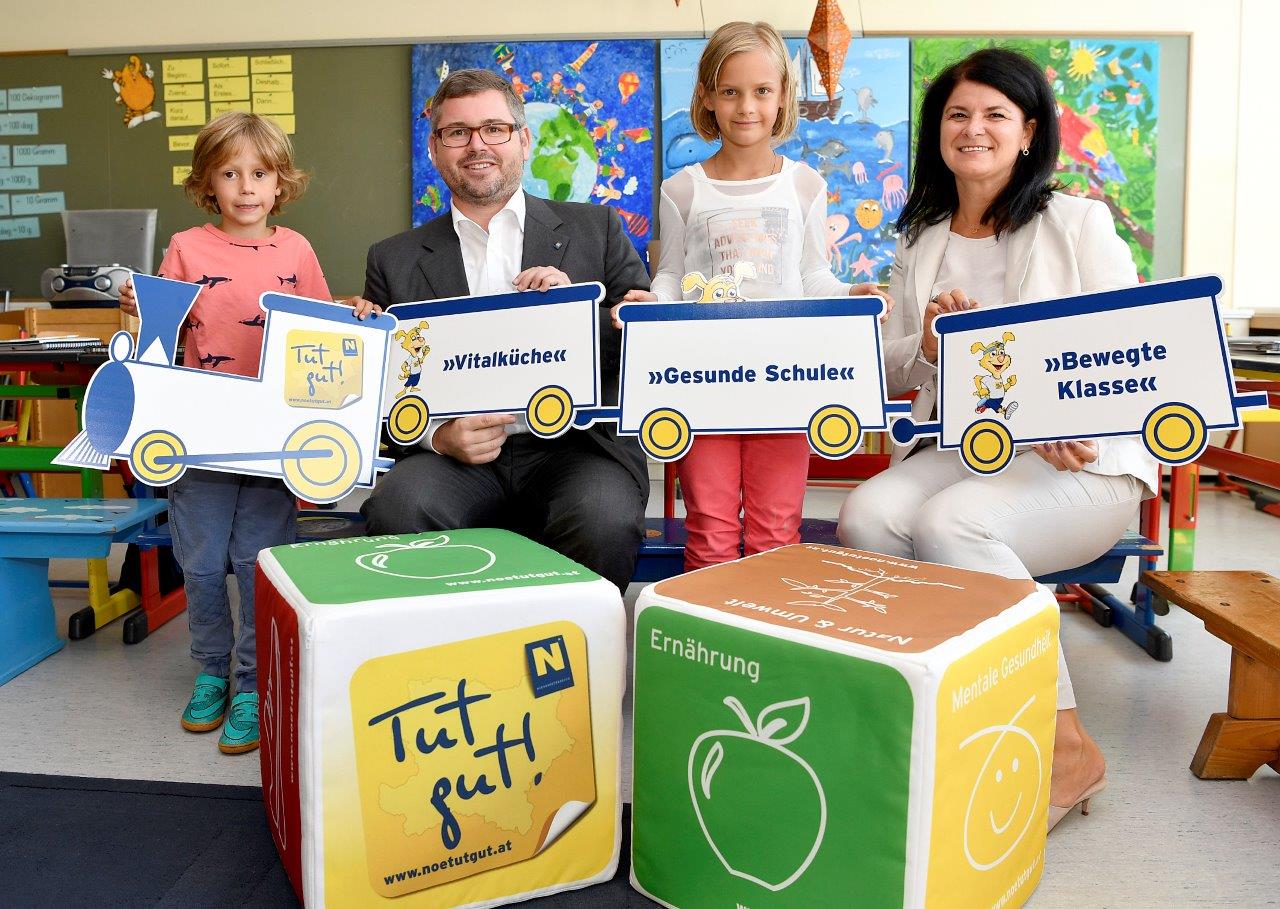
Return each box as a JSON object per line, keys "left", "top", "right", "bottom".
{"left": 433, "top": 123, "right": 519, "bottom": 147}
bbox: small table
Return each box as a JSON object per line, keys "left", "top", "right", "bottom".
{"left": 0, "top": 497, "right": 167, "bottom": 685}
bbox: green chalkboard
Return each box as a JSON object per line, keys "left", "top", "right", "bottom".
{"left": 0, "top": 45, "right": 410, "bottom": 297}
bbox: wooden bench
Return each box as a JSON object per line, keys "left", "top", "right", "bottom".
{"left": 1142, "top": 570, "right": 1280, "bottom": 779}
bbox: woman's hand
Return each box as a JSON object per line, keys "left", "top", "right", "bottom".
{"left": 850, "top": 282, "right": 895, "bottom": 322}
{"left": 611, "top": 289, "right": 657, "bottom": 328}
{"left": 921, "top": 288, "right": 979, "bottom": 362}
{"left": 1034, "top": 440, "right": 1098, "bottom": 472}
{"left": 118, "top": 279, "right": 138, "bottom": 317}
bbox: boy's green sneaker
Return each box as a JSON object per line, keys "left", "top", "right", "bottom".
{"left": 180, "top": 673, "right": 229, "bottom": 732}
{"left": 218, "top": 691, "right": 260, "bottom": 755}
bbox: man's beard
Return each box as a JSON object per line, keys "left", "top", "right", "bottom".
{"left": 445, "top": 152, "right": 523, "bottom": 206}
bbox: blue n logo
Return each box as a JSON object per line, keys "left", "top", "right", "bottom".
{"left": 525, "top": 635, "right": 574, "bottom": 698}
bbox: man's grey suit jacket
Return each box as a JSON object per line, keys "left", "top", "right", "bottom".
{"left": 363, "top": 193, "right": 650, "bottom": 493}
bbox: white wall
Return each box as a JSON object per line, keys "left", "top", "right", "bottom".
{"left": 1234, "top": 0, "right": 1276, "bottom": 314}
{"left": 2, "top": 0, "right": 1252, "bottom": 305}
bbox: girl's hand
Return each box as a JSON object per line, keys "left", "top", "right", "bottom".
{"left": 118, "top": 279, "right": 138, "bottom": 317}
{"left": 849, "top": 282, "right": 895, "bottom": 322}
{"left": 514, "top": 267, "right": 571, "bottom": 291}
{"left": 612, "top": 289, "right": 657, "bottom": 328}
{"left": 921, "top": 288, "right": 979, "bottom": 362}
{"left": 1034, "top": 440, "right": 1098, "bottom": 472}
{"left": 348, "top": 296, "right": 381, "bottom": 320}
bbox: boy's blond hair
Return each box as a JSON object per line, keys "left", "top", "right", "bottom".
{"left": 183, "top": 111, "right": 309, "bottom": 215}
{"left": 691, "top": 21, "right": 799, "bottom": 143}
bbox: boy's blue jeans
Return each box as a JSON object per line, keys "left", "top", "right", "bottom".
{"left": 168, "top": 470, "right": 296, "bottom": 694}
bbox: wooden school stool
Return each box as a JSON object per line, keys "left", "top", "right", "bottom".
{"left": 1142, "top": 570, "right": 1280, "bottom": 779}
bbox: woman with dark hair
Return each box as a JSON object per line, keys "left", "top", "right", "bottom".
{"left": 837, "top": 48, "right": 1156, "bottom": 829}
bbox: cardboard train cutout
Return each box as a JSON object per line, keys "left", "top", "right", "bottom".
{"left": 55, "top": 274, "right": 399, "bottom": 504}
{"left": 591, "top": 295, "right": 907, "bottom": 462}
{"left": 890, "top": 276, "right": 1268, "bottom": 475}
{"left": 381, "top": 283, "right": 605, "bottom": 446}
{"left": 59, "top": 274, "right": 1265, "bottom": 498}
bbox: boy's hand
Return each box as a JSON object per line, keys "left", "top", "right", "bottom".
{"left": 347, "top": 296, "right": 381, "bottom": 320}
{"left": 118, "top": 279, "right": 138, "bottom": 317}
{"left": 613, "top": 289, "right": 657, "bottom": 328}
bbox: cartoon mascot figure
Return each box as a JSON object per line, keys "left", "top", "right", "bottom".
{"left": 394, "top": 321, "right": 430, "bottom": 399}
{"left": 972, "top": 332, "right": 1019, "bottom": 420}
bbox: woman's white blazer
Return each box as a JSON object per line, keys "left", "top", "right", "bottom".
{"left": 879, "top": 191, "right": 1158, "bottom": 494}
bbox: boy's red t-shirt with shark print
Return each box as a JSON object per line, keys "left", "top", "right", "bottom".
{"left": 158, "top": 223, "right": 331, "bottom": 377}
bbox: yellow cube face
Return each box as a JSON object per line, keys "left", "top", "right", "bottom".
{"left": 927, "top": 605, "right": 1059, "bottom": 907}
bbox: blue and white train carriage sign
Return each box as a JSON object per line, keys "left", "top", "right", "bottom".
{"left": 381, "top": 283, "right": 605, "bottom": 446}
{"left": 890, "top": 276, "right": 1269, "bottom": 475}
{"left": 56, "top": 273, "right": 398, "bottom": 504}
{"left": 575, "top": 296, "right": 909, "bottom": 461}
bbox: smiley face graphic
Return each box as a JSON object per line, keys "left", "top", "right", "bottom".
{"left": 959, "top": 695, "right": 1043, "bottom": 871}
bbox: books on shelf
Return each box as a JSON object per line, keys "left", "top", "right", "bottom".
{"left": 0, "top": 334, "right": 103, "bottom": 350}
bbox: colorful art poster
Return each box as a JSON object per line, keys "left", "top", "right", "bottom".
{"left": 912, "top": 38, "right": 1160, "bottom": 280}
{"left": 411, "top": 41, "right": 656, "bottom": 257}
{"left": 659, "top": 38, "right": 910, "bottom": 286}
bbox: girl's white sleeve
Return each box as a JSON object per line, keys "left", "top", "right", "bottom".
{"left": 799, "top": 173, "right": 854, "bottom": 298}
{"left": 649, "top": 185, "right": 687, "bottom": 301}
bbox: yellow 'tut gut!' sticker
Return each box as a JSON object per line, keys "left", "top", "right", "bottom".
{"left": 283, "top": 330, "right": 363, "bottom": 409}
{"left": 347, "top": 621, "right": 598, "bottom": 897}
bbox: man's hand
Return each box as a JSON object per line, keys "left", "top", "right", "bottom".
{"left": 922, "top": 288, "right": 979, "bottom": 363}
{"left": 513, "top": 267, "right": 571, "bottom": 292}
{"left": 432, "top": 413, "right": 516, "bottom": 465}
{"left": 118, "top": 279, "right": 138, "bottom": 317}
{"left": 611, "top": 289, "right": 657, "bottom": 328}
{"left": 346, "top": 296, "right": 381, "bottom": 320}
{"left": 849, "top": 282, "right": 895, "bottom": 322}
{"left": 1034, "top": 440, "right": 1098, "bottom": 472}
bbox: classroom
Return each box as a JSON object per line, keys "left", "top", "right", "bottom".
{"left": 0, "top": 1, "right": 1277, "bottom": 906}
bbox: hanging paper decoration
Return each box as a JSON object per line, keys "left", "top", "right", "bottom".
{"left": 807, "top": 0, "right": 854, "bottom": 104}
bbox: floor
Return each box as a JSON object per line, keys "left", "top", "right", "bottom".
{"left": 2, "top": 481, "right": 1278, "bottom": 906}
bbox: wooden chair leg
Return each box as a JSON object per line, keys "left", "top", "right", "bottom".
{"left": 1191, "top": 650, "right": 1280, "bottom": 779}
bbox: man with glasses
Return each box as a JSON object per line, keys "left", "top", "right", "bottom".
{"left": 356, "top": 68, "right": 650, "bottom": 592}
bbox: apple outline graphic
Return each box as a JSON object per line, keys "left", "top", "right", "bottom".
{"left": 687, "top": 695, "right": 828, "bottom": 892}
{"left": 354, "top": 534, "right": 496, "bottom": 581}
{"left": 958, "top": 694, "right": 1043, "bottom": 872}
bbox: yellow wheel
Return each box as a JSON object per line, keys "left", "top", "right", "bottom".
{"left": 808, "top": 405, "right": 862, "bottom": 459}
{"left": 129, "top": 431, "right": 186, "bottom": 485}
{"left": 1143, "top": 403, "right": 1207, "bottom": 464}
{"left": 527, "top": 385, "right": 573, "bottom": 438}
{"left": 639, "top": 408, "right": 692, "bottom": 461}
{"left": 387, "top": 395, "right": 430, "bottom": 445}
{"left": 282, "top": 421, "right": 361, "bottom": 503}
{"left": 960, "top": 419, "right": 1014, "bottom": 475}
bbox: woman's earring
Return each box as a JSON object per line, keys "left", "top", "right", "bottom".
{"left": 1021, "top": 146, "right": 1030, "bottom": 156}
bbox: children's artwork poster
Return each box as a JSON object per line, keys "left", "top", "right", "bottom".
{"left": 912, "top": 38, "right": 1160, "bottom": 280}
{"left": 659, "top": 38, "right": 911, "bottom": 286}
{"left": 890, "top": 277, "right": 1268, "bottom": 475}
{"left": 54, "top": 274, "right": 399, "bottom": 504}
{"left": 411, "top": 41, "right": 656, "bottom": 256}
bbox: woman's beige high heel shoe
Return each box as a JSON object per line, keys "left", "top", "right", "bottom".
{"left": 1048, "top": 777, "right": 1107, "bottom": 832}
